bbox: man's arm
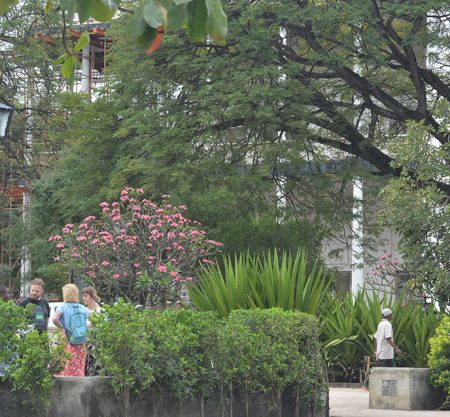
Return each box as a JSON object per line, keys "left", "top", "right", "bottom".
{"left": 385, "top": 337, "right": 401, "bottom": 354}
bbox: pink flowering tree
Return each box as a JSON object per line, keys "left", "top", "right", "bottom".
{"left": 367, "top": 253, "right": 432, "bottom": 306}
{"left": 49, "top": 187, "right": 223, "bottom": 307}
{"left": 367, "top": 252, "right": 403, "bottom": 292}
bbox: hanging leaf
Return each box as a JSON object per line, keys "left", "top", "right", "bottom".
{"left": 135, "top": 25, "right": 157, "bottom": 50}
{"left": 172, "top": 0, "right": 192, "bottom": 5}
{"left": 167, "top": 2, "right": 187, "bottom": 31}
{"left": 143, "top": 0, "right": 164, "bottom": 28}
{"left": 90, "top": 0, "right": 117, "bottom": 22}
{"left": 205, "top": 0, "right": 226, "bottom": 43}
{"left": 128, "top": 3, "right": 148, "bottom": 39}
{"left": 54, "top": 54, "right": 68, "bottom": 65}
{"left": 186, "top": 0, "right": 207, "bottom": 42}
{"left": 61, "top": 55, "right": 76, "bottom": 78}
{"left": 78, "top": 0, "right": 93, "bottom": 22}
{"left": 74, "top": 30, "right": 90, "bottom": 52}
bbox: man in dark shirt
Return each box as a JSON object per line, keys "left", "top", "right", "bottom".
{"left": 19, "top": 278, "right": 50, "bottom": 332}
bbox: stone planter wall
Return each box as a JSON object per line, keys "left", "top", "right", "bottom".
{"left": 369, "top": 367, "right": 441, "bottom": 410}
{"left": 1, "top": 377, "right": 328, "bottom": 417}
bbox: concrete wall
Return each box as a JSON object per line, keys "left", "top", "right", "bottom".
{"left": 369, "top": 367, "right": 441, "bottom": 410}
{"left": 1, "top": 377, "right": 328, "bottom": 417}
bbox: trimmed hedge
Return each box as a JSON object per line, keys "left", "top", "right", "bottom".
{"left": 428, "top": 315, "right": 450, "bottom": 409}
{"left": 90, "top": 303, "right": 326, "bottom": 416}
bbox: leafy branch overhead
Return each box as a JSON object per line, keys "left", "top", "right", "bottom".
{"left": 0, "top": 0, "right": 227, "bottom": 74}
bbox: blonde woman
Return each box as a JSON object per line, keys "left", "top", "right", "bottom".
{"left": 53, "top": 284, "right": 90, "bottom": 376}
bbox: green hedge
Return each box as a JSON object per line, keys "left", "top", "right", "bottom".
{"left": 90, "top": 302, "right": 326, "bottom": 416}
{"left": 428, "top": 315, "right": 450, "bottom": 409}
{"left": 0, "top": 301, "right": 66, "bottom": 414}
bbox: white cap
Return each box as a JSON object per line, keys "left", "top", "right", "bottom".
{"left": 382, "top": 308, "right": 392, "bottom": 317}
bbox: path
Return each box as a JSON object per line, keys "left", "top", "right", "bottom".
{"left": 329, "top": 388, "right": 450, "bottom": 417}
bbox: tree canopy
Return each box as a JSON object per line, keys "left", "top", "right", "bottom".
{"left": 3, "top": 0, "right": 449, "bottom": 302}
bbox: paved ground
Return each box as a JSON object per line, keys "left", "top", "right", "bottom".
{"left": 329, "top": 388, "right": 450, "bottom": 417}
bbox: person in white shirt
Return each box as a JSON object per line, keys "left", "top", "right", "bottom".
{"left": 374, "top": 308, "right": 402, "bottom": 367}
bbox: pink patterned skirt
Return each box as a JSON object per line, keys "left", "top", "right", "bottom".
{"left": 56, "top": 344, "right": 86, "bottom": 377}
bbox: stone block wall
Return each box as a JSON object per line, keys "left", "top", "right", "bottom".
{"left": 369, "top": 367, "right": 441, "bottom": 410}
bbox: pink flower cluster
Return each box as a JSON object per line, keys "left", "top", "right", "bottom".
{"left": 49, "top": 187, "right": 222, "bottom": 304}
{"left": 368, "top": 252, "right": 403, "bottom": 289}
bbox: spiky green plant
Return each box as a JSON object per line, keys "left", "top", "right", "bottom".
{"left": 189, "top": 249, "right": 334, "bottom": 317}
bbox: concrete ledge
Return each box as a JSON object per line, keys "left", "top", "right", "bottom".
{"left": 369, "top": 367, "right": 441, "bottom": 410}
{"left": 2, "top": 377, "right": 327, "bottom": 417}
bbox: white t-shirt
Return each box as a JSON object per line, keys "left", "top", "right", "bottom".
{"left": 374, "top": 319, "right": 394, "bottom": 360}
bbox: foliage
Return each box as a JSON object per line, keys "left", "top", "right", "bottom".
{"left": 321, "top": 290, "right": 440, "bottom": 382}
{"left": 0, "top": 301, "right": 66, "bottom": 415}
{"left": 1, "top": 0, "right": 227, "bottom": 77}
{"left": 49, "top": 186, "right": 223, "bottom": 306}
{"left": 151, "top": 308, "right": 221, "bottom": 399}
{"left": 89, "top": 300, "right": 158, "bottom": 417}
{"left": 428, "top": 315, "right": 450, "bottom": 410}
{"left": 90, "top": 302, "right": 326, "bottom": 414}
{"left": 189, "top": 249, "right": 333, "bottom": 317}
{"left": 30, "top": 0, "right": 394, "bottom": 272}
{"left": 382, "top": 119, "right": 450, "bottom": 309}
{"left": 221, "top": 308, "right": 326, "bottom": 412}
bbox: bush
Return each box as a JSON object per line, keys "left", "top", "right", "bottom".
{"left": 321, "top": 290, "right": 440, "bottom": 382}
{"left": 221, "top": 309, "right": 326, "bottom": 413}
{"left": 151, "top": 309, "right": 221, "bottom": 400}
{"left": 0, "top": 301, "right": 66, "bottom": 415}
{"left": 90, "top": 303, "right": 326, "bottom": 415}
{"left": 428, "top": 315, "right": 450, "bottom": 409}
{"left": 90, "top": 301, "right": 158, "bottom": 417}
{"left": 49, "top": 187, "right": 223, "bottom": 306}
{"left": 189, "top": 250, "right": 333, "bottom": 317}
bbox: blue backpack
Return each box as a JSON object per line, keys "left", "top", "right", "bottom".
{"left": 66, "top": 303, "right": 88, "bottom": 345}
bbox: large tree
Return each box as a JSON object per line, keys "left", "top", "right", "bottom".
{"left": 29, "top": 0, "right": 450, "bottom": 300}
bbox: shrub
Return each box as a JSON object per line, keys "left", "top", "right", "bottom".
{"left": 221, "top": 309, "right": 326, "bottom": 414}
{"left": 50, "top": 187, "right": 223, "bottom": 306}
{"left": 151, "top": 309, "right": 221, "bottom": 400}
{"left": 0, "top": 301, "right": 66, "bottom": 415}
{"left": 428, "top": 315, "right": 450, "bottom": 409}
{"left": 189, "top": 250, "right": 333, "bottom": 317}
{"left": 90, "top": 303, "right": 326, "bottom": 415}
{"left": 321, "top": 290, "right": 440, "bottom": 382}
{"left": 90, "top": 300, "right": 158, "bottom": 417}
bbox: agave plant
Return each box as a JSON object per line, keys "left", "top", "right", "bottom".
{"left": 322, "top": 289, "right": 441, "bottom": 381}
{"left": 189, "top": 249, "right": 334, "bottom": 317}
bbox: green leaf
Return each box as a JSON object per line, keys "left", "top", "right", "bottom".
{"left": 128, "top": 4, "right": 148, "bottom": 39}
{"left": 172, "top": 0, "right": 192, "bottom": 5}
{"left": 54, "top": 54, "right": 68, "bottom": 65}
{"left": 0, "top": 0, "right": 17, "bottom": 14}
{"left": 74, "top": 30, "right": 90, "bottom": 52}
{"left": 90, "top": 0, "right": 116, "bottom": 22}
{"left": 78, "top": 0, "right": 93, "bottom": 22}
{"left": 186, "top": 0, "right": 207, "bottom": 42}
{"left": 61, "top": 55, "right": 76, "bottom": 78}
{"left": 167, "top": 2, "right": 187, "bottom": 31}
{"left": 44, "top": 0, "right": 53, "bottom": 14}
{"left": 135, "top": 25, "right": 157, "bottom": 50}
{"left": 143, "top": 0, "right": 164, "bottom": 28}
{"left": 204, "top": 0, "right": 226, "bottom": 42}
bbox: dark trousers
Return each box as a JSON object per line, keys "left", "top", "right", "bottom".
{"left": 376, "top": 359, "right": 395, "bottom": 367}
